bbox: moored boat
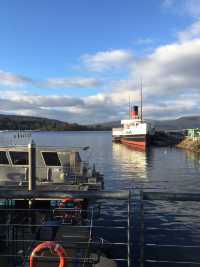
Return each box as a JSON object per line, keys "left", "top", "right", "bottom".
{"left": 112, "top": 105, "right": 154, "bottom": 150}
{"left": 0, "top": 135, "right": 104, "bottom": 190}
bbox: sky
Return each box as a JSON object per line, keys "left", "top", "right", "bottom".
{"left": 0, "top": 0, "right": 200, "bottom": 123}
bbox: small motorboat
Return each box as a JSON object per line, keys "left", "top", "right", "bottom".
{"left": 0, "top": 142, "right": 104, "bottom": 191}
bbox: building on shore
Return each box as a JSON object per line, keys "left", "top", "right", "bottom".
{"left": 186, "top": 128, "right": 200, "bottom": 141}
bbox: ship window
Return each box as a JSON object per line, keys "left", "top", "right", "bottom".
{"left": 0, "top": 151, "right": 9, "bottom": 165}
{"left": 42, "top": 152, "right": 61, "bottom": 166}
{"left": 10, "top": 152, "right": 28, "bottom": 165}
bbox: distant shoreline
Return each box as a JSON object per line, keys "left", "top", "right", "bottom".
{"left": 0, "top": 114, "right": 111, "bottom": 131}
{"left": 1, "top": 113, "right": 200, "bottom": 132}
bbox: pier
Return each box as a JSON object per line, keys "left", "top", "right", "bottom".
{"left": 0, "top": 189, "right": 132, "bottom": 267}
{"left": 0, "top": 188, "right": 199, "bottom": 266}
{"left": 0, "top": 137, "right": 199, "bottom": 266}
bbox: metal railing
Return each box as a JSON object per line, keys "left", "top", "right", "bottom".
{"left": 140, "top": 191, "right": 200, "bottom": 267}
{"left": 0, "top": 190, "right": 132, "bottom": 267}
{"left": 1, "top": 188, "right": 200, "bottom": 266}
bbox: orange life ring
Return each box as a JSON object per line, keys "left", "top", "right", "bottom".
{"left": 62, "top": 198, "right": 82, "bottom": 204}
{"left": 59, "top": 198, "right": 83, "bottom": 209}
{"left": 59, "top": 198, "right": 75, "bottom": 208}
{"left": 30, "top": 241, "right": 68, "bottom": 267}
{"left": 62, "top": 198, "right": 74, "bottom": 203}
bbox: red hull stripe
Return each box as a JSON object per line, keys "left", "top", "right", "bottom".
{"left": 121, "top": 139, "right": 146, "bottom": 148}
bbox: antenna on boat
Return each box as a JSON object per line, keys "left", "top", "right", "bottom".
{"left": 140, "top": 78, "right": 143, "bottom": 121}
{"left": 129, "top": 95, "right": 131, "bottom": 119}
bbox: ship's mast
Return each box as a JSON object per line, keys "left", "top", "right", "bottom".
{"left": 129, "top": 96, "right": 131, "bottom": 119}
{"left": 140, "top": 79, "right": 143, "bottom": 121}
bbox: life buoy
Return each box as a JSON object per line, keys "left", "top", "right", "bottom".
{"left": 62, "top": 198, "right": 82, "bottom": 204}
{"left": 62, "top": 198, "right": 74, "bottom": 203}
{"left": 59, "top": 198, "right": 83, "bottom": 209}
{"left": 30, "top": 241, "right": 68, "bottom": 267}
{"left": 59, "top": 198, "right": 75, "bottom": 208}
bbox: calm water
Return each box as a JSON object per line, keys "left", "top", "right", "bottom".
{"left": 31, "top": 131, "right": 200, "bottom": 192}
{"left": 29, "top": 132, "right": 200, "bottom": 265}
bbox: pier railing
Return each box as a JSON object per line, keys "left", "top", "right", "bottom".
{"left": 0, "top": 190, "right": 132, "bottom": 267}
{"left": 2, "top": 187, "right": 200, "bottom": 267}
{"left": 140, "top": 191, "right": 200, "bottom": 267}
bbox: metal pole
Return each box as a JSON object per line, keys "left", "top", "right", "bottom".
{"left": 28, "top": 140, "right": 36, "bottom": 191}
{"left": 127, "top": 190, "right": 131, "bottom": 267}
{"left": 0, "top": 190, "right": 130, "bottom": 200}
{"left": 140, "top": 191, "right": 144, "bottom": 267}
{"left": 140, "top": 79, "right": 143, "bottom": 122}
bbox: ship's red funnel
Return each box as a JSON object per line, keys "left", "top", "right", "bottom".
{"left": 131, "top": 106, "right": 138, "bottom": 119}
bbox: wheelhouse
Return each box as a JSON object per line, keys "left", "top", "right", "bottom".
{"left": 0, "top": 145, "right": 91, "bottom": 185}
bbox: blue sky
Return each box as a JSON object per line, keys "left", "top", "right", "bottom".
{"left": 0, "top": 0, "right": 200, "bottom": 123}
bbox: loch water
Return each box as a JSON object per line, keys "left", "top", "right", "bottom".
{"left": 31, "top": 131, "right": 200, "bottom": 192}
{"left": 32, "top": 131, "right": 200, "bottom": 266}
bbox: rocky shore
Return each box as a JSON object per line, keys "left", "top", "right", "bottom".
{"left": 176, "top": 138, "right": 200, "bottom": 152}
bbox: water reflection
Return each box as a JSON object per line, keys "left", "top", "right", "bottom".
{"left": 185, "top": 150, "right": 200, "bottom": 169}
{"left": 112, "top": 142, "right": 149, "bottom": 181}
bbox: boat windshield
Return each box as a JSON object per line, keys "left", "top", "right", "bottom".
{"left": 0, "top": 151, "right": 9, "bottom": 165}
{"left": 9, "top": 151, "right": 28, "bottom": 165}
{"left": 42, "top": 152, "right": 61, "bottom": 166}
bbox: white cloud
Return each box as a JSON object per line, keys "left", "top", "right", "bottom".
{"left": 2, "top": 20, "right": 200, "bottom": 123}
{"left": 0, "top": 70, "right": 31, "bottom": 87}
{"left": 132, "top": 39, "right": 200, "bottom": 96}
{"left": 162, "top": 0, "right": 200, "bottom": 18}
{"left": 3, "top": 35, "right": 200, "bottom": 123}
{"left": 81, "top": 49, "right": 134, "bottom": 72}
{"left": 43, "top": 77, "right": 102, "bottom": 88}
{"left": 76, "top": 30, "right": 200, "bottom": 122}
{"left": 0, "top": 71, "right": 102, "bottom": 89}
{"left": 178, "top": 20, "right": 200, "bottom": 41}
{"left": 1, "top": 91, "right": 84, "bottom": 108}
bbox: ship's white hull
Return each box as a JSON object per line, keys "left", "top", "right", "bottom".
{"left": 112, "top": 120, "right": 154, "bottom": 150}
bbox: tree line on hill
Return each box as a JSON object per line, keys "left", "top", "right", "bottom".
{"left": 0, "top": 114, "right": 200, "bottom": 131}
{"left": 0, "top": 114, "right": 110, "bottom": 131}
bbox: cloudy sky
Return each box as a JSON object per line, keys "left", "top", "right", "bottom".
{"left": 1, "top": 0, "right": 200, "bottom": 123}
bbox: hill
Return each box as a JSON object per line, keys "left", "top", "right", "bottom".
{"left": 152, "top": 116, "right": 200, "bottom": 130}
{"left": 0, "top": 114, "right": 95, "bottom": 131}
{"left": 92, "top": 116, "right": 200, "bottom": 131}
{"left": 0, "top": 114, "right": 200, "bottom": 131}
